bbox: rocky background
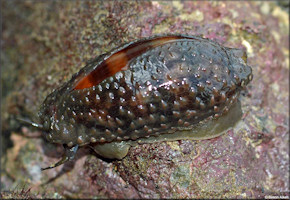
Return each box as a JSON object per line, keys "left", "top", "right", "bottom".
{"left": 1, "top": 1, "right": 289, "bottom": 199}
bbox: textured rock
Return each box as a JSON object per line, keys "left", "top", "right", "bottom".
{"left": 1, "top": 1, "right": 289, "bottom": 199}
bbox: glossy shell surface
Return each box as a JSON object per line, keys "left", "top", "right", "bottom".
{"left": 39, "top": 34, "right": 253, "bottom": 147}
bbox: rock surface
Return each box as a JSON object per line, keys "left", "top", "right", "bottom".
{"left": 1, "top": 1, "right": 289, "bottom": 199}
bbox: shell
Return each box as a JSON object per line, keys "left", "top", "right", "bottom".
{"left": 37, "top": 34, "right": 252, "bottom": 169}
